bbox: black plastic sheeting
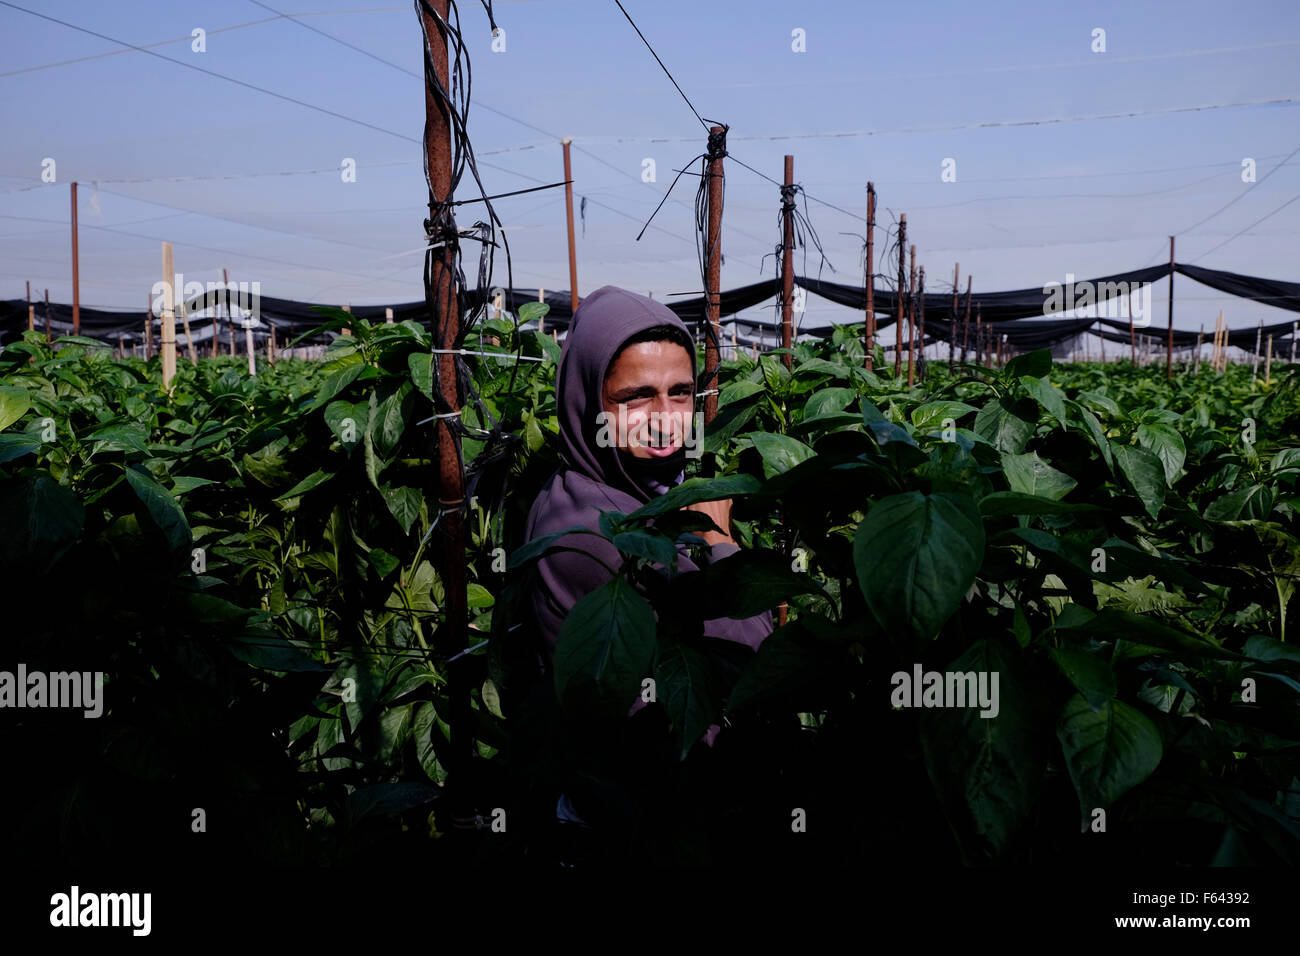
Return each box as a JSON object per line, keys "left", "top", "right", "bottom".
{"left": 3, "top": 261, "right": 1296, "bottom": 348}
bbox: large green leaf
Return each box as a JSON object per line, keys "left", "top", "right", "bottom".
{"left": 0, "top": 469, "right": 84, "bottom": 573}
{"left": 553, "top": 575, "right": 657, "bottom": 717}
{"left": 86, "top": 423, "right": 150, "bottom": 455}
{"left": 382, "top": 484, "right": 423, "bottom": 534}
{"left": 1004, "top": 349, "right": 1052, "bottom": 379}
{"left": 1057, "top": 694, "right": 1163, "bottom": 822}
{"left": 919, "top": 636, "right": 1048, "bottom": 863}
{"left": 1020, "top": 376, "right": 1067, "bottom": 428}
{"left": 1002, "top": 451, "right": 1077, "bottom": 500}
{"left": 698, "top": 550, "right": 825, "bottom": 620}
{"left": 124, "top": 465, "right": 191, "bottom": 553}
{"left": 1113, "top": 443, "right": 1166, "bottom": 518}
{"left": 655, "top": 641, "right": 718, "bottom": 761}
{"left": 0, "top": 385, "right": 32, "bottom": 431}
{"left": 1049, "top": 647, "right": 1116, "bottom": 711}
{"left": 853, "top": 491, "right": 985, "bottom": 641}
{"left": 745, "top": 431, "right": 815, "bottom": 478}
{"left": 1135, "top": 423, "right": 1186, "bottom": 485}
{"left": 626, "top": 474, "right": 762, "bottom": 519}
{"left": 974, "top": 397, "right": 1037, "bottom": 455}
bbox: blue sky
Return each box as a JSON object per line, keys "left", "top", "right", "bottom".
{"left": 1, "top": 0, "right": 1297, "bottom": 341}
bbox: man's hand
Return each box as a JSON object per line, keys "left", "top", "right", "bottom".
{"left": 683, "top": 498, "right": 734, "bottom": 548}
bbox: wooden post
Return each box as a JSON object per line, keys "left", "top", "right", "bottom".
{"left": 864, "top": 182, "right": 875, "bottom": 370}
{"left": 907, "top": 244, "right": 917, "bottom": 386}
{"left": 43, "top": 288, "right": 51, "bottom": 340}
{"left": 1166, "top": 236, "right": 1174, "bottom": 379}
{"left": 703, "top": 125, "right": 726, "bottom": 426}
{"left": 71, "top": 182, "right": 80, "bottom": 335}
{"left": 144, "top": 291, "right": 152, "bottom": 358}
{"left": 385, "top": 306, "right": 394, "bottom": 325}
{"left": 976, "top": 305, "right": 983, "bottom": 366}
{"left": 562, "top": 137, "right": 580, "bottom": 313}
{"left": 1266, "top": 333, "right": 1273, "bottom": 384}
{"left": 160, "top": 243, "right": 177, "bottom": 389}
{"left": 340, "top": 303, "right": 352, "bottom": 337}
{"left": 780, "top": 155, "right": 795, "bottom": 372}
{"left": 1291, "top": 321, "right": 1298, "bottom": 365}
{"left": 1194, "top": 324, "right": 1203, "bottom": 374}
{"left": 1127, "top": 293, "right": 1136, "bottom": 367}
{"left": 269, "top": 323, "right": 278, "bottom": 363}
{"left": 25, "top": 281, "right": 33, "bottom": 332}
{"left": 1099, "top": 325, "right": 1106, "bottom": 363}
{"left": 894, "top": 214, "right": 906, "bottom": 380}
{"left": 421, "top": 0, "right": 471, "bottom": 781}
{"left": 117, "top": 333, "right": 124, "bottom": 359}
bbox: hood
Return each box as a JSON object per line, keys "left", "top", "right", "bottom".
{"left": 555, "top": 285, "right": 695, "bottom": 504}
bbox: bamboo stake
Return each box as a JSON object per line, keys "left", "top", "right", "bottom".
{"left": 160, "top": 243, "right": 177, "bottom": 389}
{"left": 1194, "top": 324, "right": 1203, "bottom": 374}
{"left": 562, "top": 137, "right": 580, "bottom": 313}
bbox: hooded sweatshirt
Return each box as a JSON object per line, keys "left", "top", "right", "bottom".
{"left": 522, "top": 285, "right": 774, "bottom": 666}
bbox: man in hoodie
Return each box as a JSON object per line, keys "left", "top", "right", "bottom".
{"left": 515, "top": 285, "right": 774, "bottom": 863}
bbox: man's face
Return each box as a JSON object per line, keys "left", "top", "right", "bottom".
{"left": 601, "top": 340, "right": 694, "bottom": 459}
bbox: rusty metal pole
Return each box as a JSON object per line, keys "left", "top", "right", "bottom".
{"left": 907, "top": 244, "right": 917, "bottom": 387}
{"left": 894, "top": 214, "right": 906, "bottom": 380}
{"left": 1166, "top": 236, "right": 1175, "bottom": 378}
{"left": 917, "top": 265, "right": 926, "bottom": 382}
{"left": 949, "top": 263, "right": 958, "bottom": 372}
{"left": 421, "top": 0, "right": 470, "bottom": 779}
{"left": 71, "top": 182, "right": 80, "bottom": 336}
{"left": 224, "top": 269, "right": 235, "bottom": 357}
{"left": 703, "top": 125, "right": 725, "bottom": 427}
{"left": 1127, "top": 292, "right": 1136, "bottom": 366}
{"left": 865, "top": 182, "right": 875, "bottom": 370}
{"left": 780, "top": 155, "right": 795, "bottom": 371}
{"left": 562, "top": 137, "right": 580, "bottom": 313}
{"left": 961, "top": 275, "right": 972, "bottom": 364}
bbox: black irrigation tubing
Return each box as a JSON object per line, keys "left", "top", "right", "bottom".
{"left": 612, "top": 0, "right": 709, "bottom": 131}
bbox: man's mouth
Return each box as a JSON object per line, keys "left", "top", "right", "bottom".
{"left": 642, "top": 441, "right": 681, "bottom": 457}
